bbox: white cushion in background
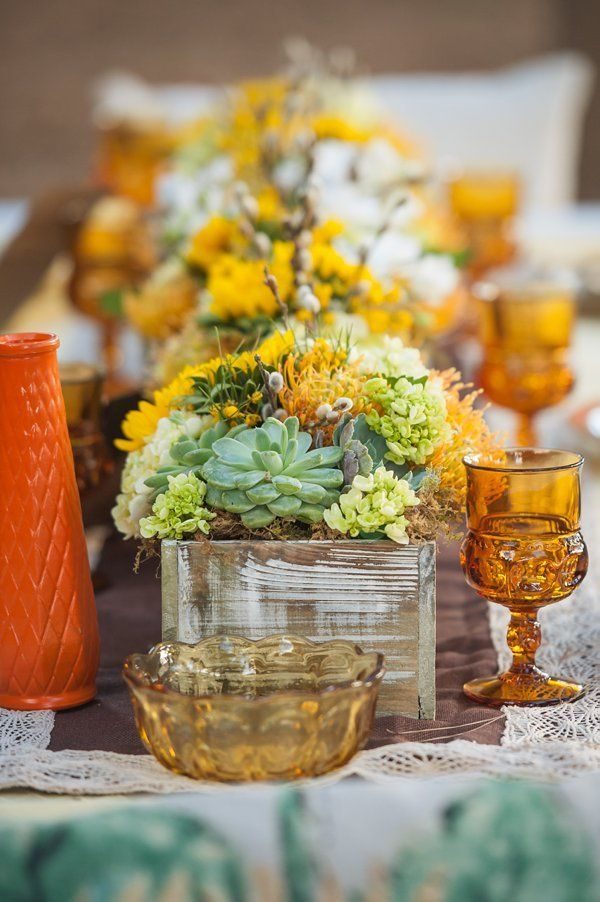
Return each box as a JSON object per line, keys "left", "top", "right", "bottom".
{"left": 370, "top": 53, "right": 594, "bottom": 211}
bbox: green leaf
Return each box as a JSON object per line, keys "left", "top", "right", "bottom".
{"left": 212, "top": 437, "right": 255, "bottom": 469}
{"left": 296, "top": 503, "right": 326, "bottom": 524}
{"left": 233, "top": 470, "right": 265, "bottom": 490}
{"left": 246, "top": 483, "right": 280, "bottom": 505}
{"left": 220, "top": 490, "right": 256, "bottom": 513}
{"left": 300, "top": 468, "right": 344, "bottom": 488}
{"left": 296, "top": 483, "right": 328, "bottom": 504}
{"left": 267, "top": 495, "right": 302, "bottom": 517}
{"left": 259, "top": 450, "right": 284, "bottom": 476}
{"left": 241, "top": 507, "right": 276, "bottom": 529}
{"left": 272, "top": 474, "right": 302, "bottom": 495}
{"left": 99, "top": 289, "right": 124, "bottom": 317}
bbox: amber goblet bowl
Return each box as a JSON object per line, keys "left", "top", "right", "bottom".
{"left": 475, "top": 279, "right": 575, "bottom": 446}
{"left": 124, "top": 635, "right": 384, "bottom": 782}
{"left": 461, "top": 449, "right": 588, "bottom": 706}
{"left": 449, "top": 170, "right": 519, "bottom": 276}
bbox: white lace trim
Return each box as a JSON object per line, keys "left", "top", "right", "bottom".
{"left": 0, "top": 709, "right": 55, "bottom": 753}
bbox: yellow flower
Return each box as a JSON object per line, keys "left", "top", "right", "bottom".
{"left": 312, "top": 219, "right": 345, "bottom": 244}
{"left": 115, "top": 366, "right": 200, "bottom": 453}
{"left": 123, "top": 265, "right": 197, "bottom": 340}
{"left": 311, "top": 114, "right": 375, "bottom": 143}
{"left": 428, "top": 370, "right": 501, "bottom": 510}
{"left": 116, "top": 331, "right": 294, "bottom": 452}
{"left": 186, "top": 216, "right": 242, "bottom": 271}
{"left": 257, "top": 186, "right": 282, "bottom": 221}
{"left": 208, "top": 240, "right": 295, "bottom": 321}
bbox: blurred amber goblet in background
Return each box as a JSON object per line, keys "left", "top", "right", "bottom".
{"left": 475, "top": 279, "right": 575, "bottom": 446}
{"left": 60, "top": 362, "right": 112, "bottom": 495}
{"left": 95, "top": 123, "right": 172, "bottom": 207}
{"left": 449, "top": 170, "right": 519, "bottom": 277}
{"left": 68, "top": 197, "right": 156, "bottom": 386}
{"left": 461, "top": 449, "right": 588, "bottom": 706}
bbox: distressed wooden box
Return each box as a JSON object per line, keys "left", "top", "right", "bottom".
{"left": 161, "top": 540, "right": 435, "bottom": 719}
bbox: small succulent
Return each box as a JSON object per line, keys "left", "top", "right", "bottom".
{"left": 333, "top": 414, "right": 373, "bottom": 487}
{"left": 202, "top": 416, "right": 344, "bottom": 528}
{"left": 143, "top": 420, "right": 230, "bottom": 499}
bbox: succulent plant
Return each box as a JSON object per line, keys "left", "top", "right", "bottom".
{"left": 143, "top": 420, "right": 230, "bottom": 499}
{"left": 333, "top": 414, "right": 374, "bottom": 487}
{"left": 202, "top": 416, "right": 344, "bottom": 528}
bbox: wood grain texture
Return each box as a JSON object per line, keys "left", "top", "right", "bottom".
{"left": 162, "top": 539, "right": 436, "bottom": 719}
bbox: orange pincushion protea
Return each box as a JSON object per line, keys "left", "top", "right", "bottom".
{"left": 277, "top": 341, "right": 372, "bottom": 443}
{"left": 428, "top": 369, "right": 501, "bottom": 510}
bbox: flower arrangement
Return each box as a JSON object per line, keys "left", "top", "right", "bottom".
{"left": 113, "top": 291, "right": 497, "bottom": 546}
{"left": 109, "top": 47, "right": 467, "bottom": 383}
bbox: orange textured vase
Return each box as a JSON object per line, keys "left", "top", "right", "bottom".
{"left": 0, "top": 333, "right": 99, "bottom": 709}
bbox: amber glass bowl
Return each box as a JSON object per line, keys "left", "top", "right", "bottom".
{"left": 124, "top": 635, "right": 384, "bottom": 782}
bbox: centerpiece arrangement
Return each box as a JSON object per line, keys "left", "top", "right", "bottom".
{"left": 104, "top": 47, "right": 467, "bottom": 385}
{"left": 113, "top": 273, "right": 497, "bottom": 714}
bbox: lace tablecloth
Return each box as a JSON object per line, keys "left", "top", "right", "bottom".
{"left": 1, "top": 547, "right": 598, "bottom": 794}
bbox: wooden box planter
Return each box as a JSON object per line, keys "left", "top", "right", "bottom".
{"left": 161, "top": 539, "right": 436, "bottom": 719}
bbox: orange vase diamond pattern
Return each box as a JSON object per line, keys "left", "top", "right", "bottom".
{"left": 0, "top": 333, "right": 99, "bottom": 709}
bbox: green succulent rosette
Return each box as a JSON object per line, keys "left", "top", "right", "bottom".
{"left": 202, "top": 416, "right": 344, "bottom": 529}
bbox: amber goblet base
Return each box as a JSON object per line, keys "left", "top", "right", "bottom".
{"left": 464, "top": 672, "right": 585, "bottom": 708}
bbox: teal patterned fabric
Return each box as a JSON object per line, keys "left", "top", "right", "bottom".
{"left": 0, "top": 809, "right": 247, "bottom": 902}
{"left": 388, "top": 782, "right": 596, "bottom": 902}
{"left": 0, "top": 782, "right": 597, "bottom": 901}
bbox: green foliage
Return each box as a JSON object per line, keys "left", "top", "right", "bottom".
{"left": 184, "top": 361, "right": 267, "bottom": 420}
{"left": 99, "top": 288, "right": 124, "bottom": 318}
{"left": 140, "top": 472, "right": 215, "bottom": 540}
{"left": 202, "top": 416, "right": 344, "bottom": 529}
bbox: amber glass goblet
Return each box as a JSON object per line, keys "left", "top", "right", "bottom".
{"left": 59, "top": 363, "right": 112, "bottom": 495}
{"left": 461, "top": 449, "right": 588, "bottom": 706}
{"left": 475, "top": 280, "right": 575, "bottom": 446}
{"left": 449, "top": 170, "right": 519, "bottom": 277}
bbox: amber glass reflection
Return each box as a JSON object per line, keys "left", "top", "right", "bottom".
{"left": 476, "top": 282, "right": 575, "bottom": 445}
{"left": 95, "top": 124, "right": 172, "bottom": 207}
{"left": 449, "top": 171, "right": 519, "bottom": 277}
{"left": 124, "top": 635, "right": 384, "bottom": 782}
{"left": 59, "top": 363, "right": 112, "bottom": 495}
{"left": 461, "top": 449, "right": 588, "bottom": 706}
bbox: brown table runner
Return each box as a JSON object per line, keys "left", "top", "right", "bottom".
{"left": 49, "top": 532, "right": 504, "bottom": 754}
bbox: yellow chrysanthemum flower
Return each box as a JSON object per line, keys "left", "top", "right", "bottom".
{"left": 311, "top": 114, "right": 376, "bottom": 143}
{"left": 208, "top": 240, "right": 295, "bottom": 321}
{"left": 116, "top": 330, "right": 294, "bottom": 452}
{"left": 185, "top": 216, "right": 242, "bottom": 271}
{"left": 123, "top": 264, "right": 197, "bottom": 340}
{"left": 257, "top": 186, "right": 283, "bottom": 222}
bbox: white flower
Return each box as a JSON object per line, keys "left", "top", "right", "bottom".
{"left": 350, "top": 336, "right": 429, "bottom": 380}
{"left": 399, "top": 254, "right": 460, "bottom": 305}
{"left": 312, "top": 139, "right": 357, "bottom": 184}
{"left": 112, "top": 413, "right": 203, "bottom": 539}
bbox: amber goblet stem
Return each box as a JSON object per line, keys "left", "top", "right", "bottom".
{"left": 516, "top": 413, "right": 536, "bottom": 447}
{"left": 506, "top": 609, "right": 541, "bottom": 677}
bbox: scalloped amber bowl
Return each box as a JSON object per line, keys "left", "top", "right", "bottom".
{"left": 124, "top": 635, "right": 384, "bottom": 782}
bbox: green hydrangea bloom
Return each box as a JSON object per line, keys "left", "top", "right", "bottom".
{"left": 324, "top": 466, "right": 419, "bottom": 544}
{"left": 140, "top": 472, "right": 215, "bottom": 540}
{"left": 364, "top": 375, "right": 450, "bottom": 467}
